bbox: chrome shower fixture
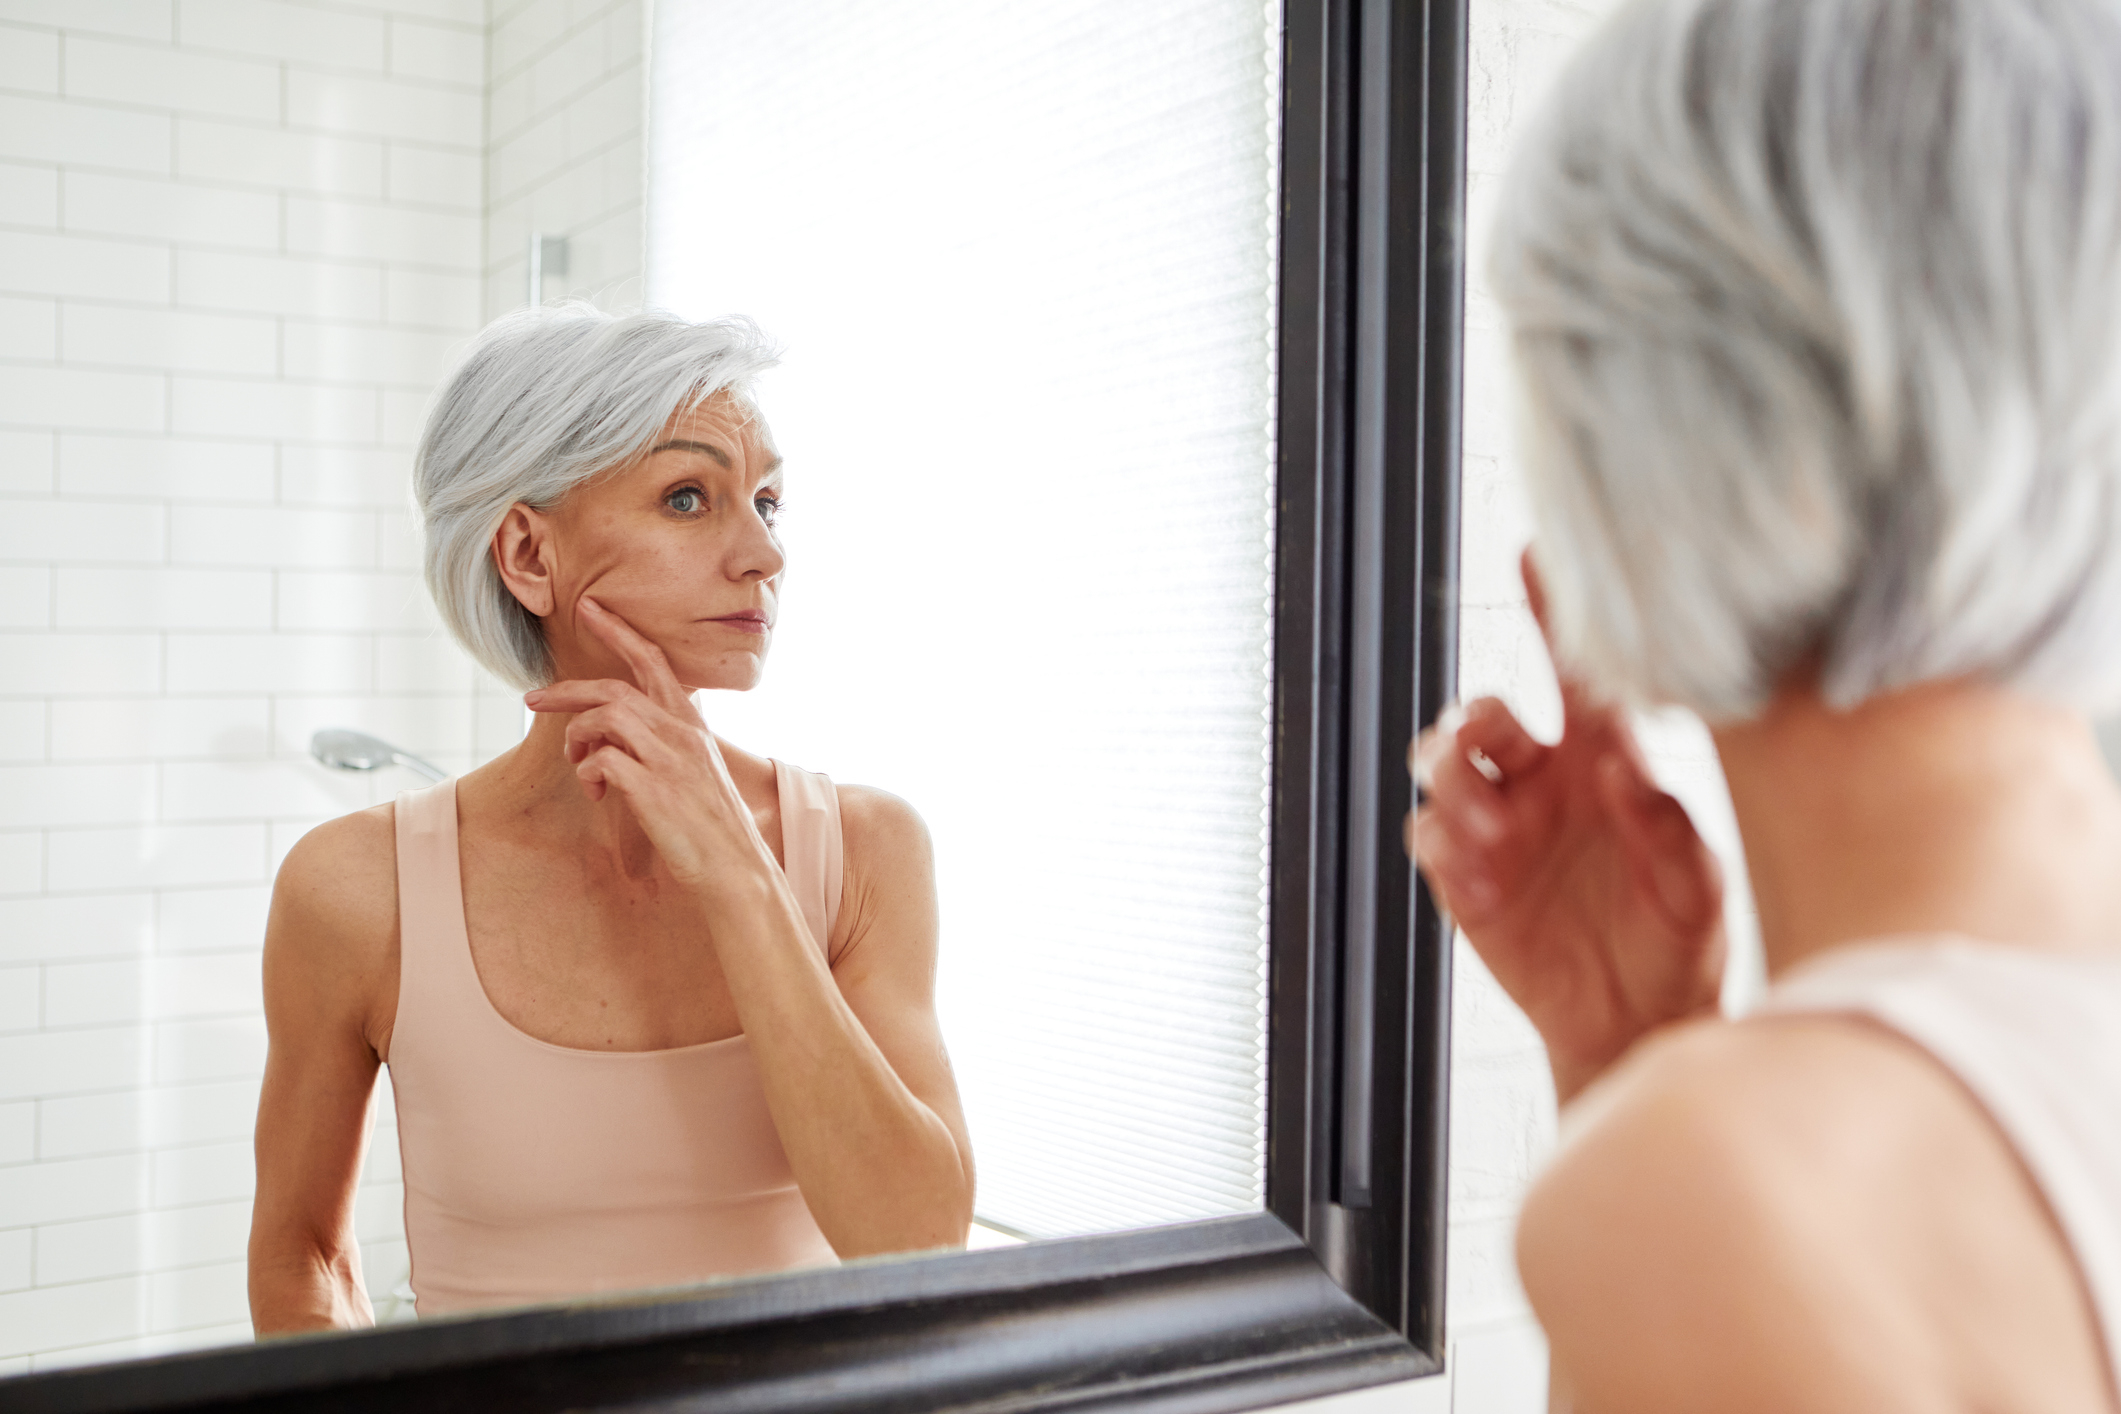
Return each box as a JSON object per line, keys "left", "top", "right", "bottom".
{"left": 310, "top": 728, "right": 448, "bottom": 783}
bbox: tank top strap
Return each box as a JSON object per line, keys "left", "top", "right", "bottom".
{"left": 388, "top": 779, "right": 484, "bottom": 1064}
{"left": 773, "top": 760, "right": 844, "bottom": 964}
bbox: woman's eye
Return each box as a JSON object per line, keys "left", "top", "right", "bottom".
{"left": 667, "top": 488, "right": 703, "bottom": 514}
{"left": 756, "top": 497, "right": 782, "bottom": 526}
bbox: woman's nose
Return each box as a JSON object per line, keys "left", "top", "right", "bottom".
{"left": 732, "top": 507, "right": 786, "bottom": 582}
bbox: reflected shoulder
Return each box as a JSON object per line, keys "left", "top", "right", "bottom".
{"left": 277, "top": 802, "right": 395, "bottom": 890}
{"left": 836, "top": 784, "right": 933, "bottom": 861}
{"left": 268, "top": 802, "right": 399, "bottom": 973}
{"left": 832, "top": 785, "right": 937, "bottom": 957}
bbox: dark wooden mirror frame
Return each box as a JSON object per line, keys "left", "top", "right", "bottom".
{"left": 3, "top": 1, "right": 1467, "bottom": 1408}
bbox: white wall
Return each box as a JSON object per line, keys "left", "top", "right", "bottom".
{"left": 482, "top": 0, "right": 642, "bottom": 316}
{"left": 0, "top": 0, "right": 496, "bottom": 1372}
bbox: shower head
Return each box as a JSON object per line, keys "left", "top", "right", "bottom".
{"left": 310, "top": 728, "right": 448, "bottom": 783}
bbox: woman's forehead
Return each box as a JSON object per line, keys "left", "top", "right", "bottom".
{"left": 665, "top": 391, "right": 771, "bottom": 448}
{"left": 645, "top": 394, "right": 781, "bottom": 478}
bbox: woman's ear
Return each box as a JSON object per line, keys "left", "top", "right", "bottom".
{"left": 492, "top": 504, "right": 557, "bottom": 618}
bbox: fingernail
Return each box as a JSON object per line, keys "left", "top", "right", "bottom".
{"left": 523, "top": 690, "right": 543, "bottom": 705}
{"left": 1463, "top": 801, "right": 1505, "bottom": 843}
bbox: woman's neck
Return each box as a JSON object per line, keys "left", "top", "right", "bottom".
{"left": 475, "top": 710, "right": 666, "bottom": 875}
{"left": 1712, "top": 678, "right": 2121, "bottom": 977}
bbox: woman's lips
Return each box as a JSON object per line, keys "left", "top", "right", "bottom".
{"left": 706, "top": 612, "right": 769, "bottom": 636}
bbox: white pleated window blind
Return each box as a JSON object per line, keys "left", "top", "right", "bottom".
{"left": 648, "top": 0, "right": 1282, "bottom": 1238}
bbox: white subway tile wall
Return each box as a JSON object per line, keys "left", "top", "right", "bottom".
{"left": 0, "top": 0, "right": 514, "bottom": 1372}
{"left": 484, "top": 0, "right": 643, "bottom": 318}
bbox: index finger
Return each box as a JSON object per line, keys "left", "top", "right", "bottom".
{"left": 575, "top": 596, "right": 694, "bottom": 716}
{"left": 1520, "top": 547, "right": 1612, "bottom": 743}
{"left": 1412, "top": 697, "right": 1542, "bottom": 799}
{"left": 522, "top": 679, "right": 637, "bottom": 714}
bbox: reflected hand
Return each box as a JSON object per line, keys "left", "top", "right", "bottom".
{"left": 525, "top": 597, "right": 775, "bottom": 903}
{"left": 1408, "top": 558, "right": 1725, "bottom": 1103}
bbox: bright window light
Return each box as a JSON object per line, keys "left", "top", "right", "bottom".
{"left": 649, "top": 0, "right": 1282, "bottom": 1238}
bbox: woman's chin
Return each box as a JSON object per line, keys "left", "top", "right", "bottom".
{"left": 677, "top": 655, "right": 767, "bottom": 694}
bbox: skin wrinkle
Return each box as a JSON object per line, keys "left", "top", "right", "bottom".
{"left": 415, "top": 311, "right": 782, "bottom": 695}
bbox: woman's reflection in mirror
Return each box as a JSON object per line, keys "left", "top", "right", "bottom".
{"left": 248, "top": 309, "right": 973, "bottom": 1331}
{"left": 1412, "top": 0, "right": 2121, "bottom": 1408}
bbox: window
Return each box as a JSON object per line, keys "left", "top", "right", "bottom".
{"left": 647, "top": 0, "right": 1285, "bottom": 1238}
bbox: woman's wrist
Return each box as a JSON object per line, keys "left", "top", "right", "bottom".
{"left": 1548, "top": 1048, "right": 1618, "bottom": 1107}
{"left": 683, "top": 855, "right": 789, "bottom": 928}
{"left": 1545, "top": 1003, "right": 1722, "bottom": 1107}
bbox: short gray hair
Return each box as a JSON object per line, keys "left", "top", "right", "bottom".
{"left": 1491, "top": 0, "right": 2121, "bottom": 718}
{"left": 414, "top": 305, "right": 779, "bottom": 691}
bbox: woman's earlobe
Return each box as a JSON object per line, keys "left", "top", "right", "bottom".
{"left": 493, "top": 504, "right": 557, "bottom": 618}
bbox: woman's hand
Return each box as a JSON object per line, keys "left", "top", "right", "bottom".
{"left": 524, "top": 596, "right": 774, "bottom": 904}
{"left": 1409, "top": 560, "right": 1726, "bottom": 1103}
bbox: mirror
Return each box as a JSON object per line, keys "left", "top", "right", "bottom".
{"left": 0, "top": 0, "right": 1287, "bottom": 1375}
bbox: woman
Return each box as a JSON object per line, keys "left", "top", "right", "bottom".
{"left": 248, "top": 309, "right": 974, "bottom": 1329}
{"left": 1414, "top": 1, "right": 2121, "bottom": 1409}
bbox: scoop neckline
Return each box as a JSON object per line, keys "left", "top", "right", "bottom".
{"left": 443, "top": 770, "right": 792, "bottom": 1060}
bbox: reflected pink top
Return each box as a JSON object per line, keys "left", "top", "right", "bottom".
{"left": 385, "top": 763, "right": 843, "bottom": 1317}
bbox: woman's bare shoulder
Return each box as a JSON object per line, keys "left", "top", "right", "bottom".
{"left": 836, "top": 783, "right": 932, "bottom": 863}
{"left": 1516, "top": 1016, "right": 2001, "bottom": 1412}
{"left": 1526, "top": 1011, "right": 1981, "bottom": 1248}
{"left": 828, "top": 785, "right": 935, "bottom": 966}
{"left": 267, "top": 803, "right": 400, "bottom": 989}
{"left": 277, "top": 801, "right": 395, "bottom": 892}
{"left": 1559, "top": 1010, "right": 1944, "bottom": 1152}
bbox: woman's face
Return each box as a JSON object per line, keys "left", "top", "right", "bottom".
{"left": 494, "top": 392, "right": 787, "bottom": 692}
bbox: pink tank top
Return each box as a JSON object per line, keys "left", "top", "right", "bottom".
{"left": 385, "top": 761, "right": 844, "bottom": 1317}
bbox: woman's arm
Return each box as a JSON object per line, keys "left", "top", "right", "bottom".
{"left": 248, "top": 808, "right": 399, "bottom": 1334}
{"left": 714, "top": 786, "right": 973, "bottom": 1255}
{"left": 528, "top": 597, "right": 972, "bottom": 1258}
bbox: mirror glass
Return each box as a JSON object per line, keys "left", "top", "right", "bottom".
{"left": 0, "top": 0, "right": 1282, "bottom": 1375}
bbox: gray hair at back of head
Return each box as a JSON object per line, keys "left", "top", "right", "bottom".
{"left": 1490, "top": 0, "right": 2121, "bottom": 719}
{"left": 415, "top": 305, "right": 779, "bottom": 691}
